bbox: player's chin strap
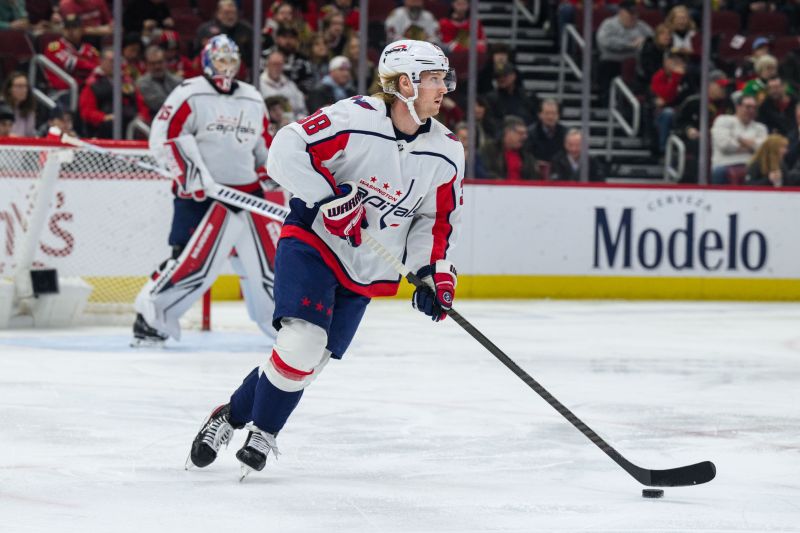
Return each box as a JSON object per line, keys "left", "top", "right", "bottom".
{"left": 389, "top": 86, "right": 424, "bottom": 126}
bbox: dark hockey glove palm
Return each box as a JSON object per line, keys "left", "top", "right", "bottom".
{"left": 412, "top": 260, "right": 457, "bottom": 322}
{"left": 319, "top": 181, "right": 368, "bottom": 247}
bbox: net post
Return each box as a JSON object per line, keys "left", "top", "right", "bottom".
{"left": 202, "top": 289, "right": 211, "bottom": 331}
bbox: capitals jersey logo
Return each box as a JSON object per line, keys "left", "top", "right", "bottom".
{"left": 205, "top": 110, "right": 257, "bottom": 143}
{"left": 358, "top": 177, "right": 421, "bottom": 229}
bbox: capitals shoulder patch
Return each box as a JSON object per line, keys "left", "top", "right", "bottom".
{"left": 350, "top": 96, "right": 376, "bottom": 111}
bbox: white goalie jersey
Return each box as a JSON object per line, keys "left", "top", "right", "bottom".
{"left": 149, "top": 76, "right": 271, "bottom": 186}
{"left": 267, "top": 95, "right": 465, "bottom": 297}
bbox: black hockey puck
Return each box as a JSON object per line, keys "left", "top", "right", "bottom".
{"left": 642, "top": 489, "right": 664, "bottom": 498}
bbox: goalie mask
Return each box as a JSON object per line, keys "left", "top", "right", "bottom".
{"left": 201, "top": 34, "right": 240, "bottom": 92}
{"left": 378, "top": 40, "right": 456, "bottom": 125}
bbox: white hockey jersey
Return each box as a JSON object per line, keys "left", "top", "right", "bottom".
{"left": 267, "top": 95, "right": 465, "bottom": 298}
{"left": 149, "top": 76, "right": 271, "bottom": 186}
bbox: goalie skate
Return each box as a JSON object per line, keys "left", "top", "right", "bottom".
{"left": 236, "top": 425, "right": 280, "bottom": 481}
{"left": 186, "top": 404, "right": 241, "bottom": 469}
{"left": 130, "top": 313, "right": 168, "bottom": 348}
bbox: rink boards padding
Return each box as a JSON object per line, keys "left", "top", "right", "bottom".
{"left": 1, "top": 137, "right": 800, "bottom": 302}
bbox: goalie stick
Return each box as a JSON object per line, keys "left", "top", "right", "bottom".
{"left": 51, "top": 129, "right": 716, "bottom": 487}
{"left": 48, "top": 128, "right": 291, "bottom": 224}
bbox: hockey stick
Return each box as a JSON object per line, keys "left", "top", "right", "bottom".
{"left": 51, "top": 129, "right": 715, "bottom": 486}
{"left": 358, "top": 233, "right": 716, "bottom": 488}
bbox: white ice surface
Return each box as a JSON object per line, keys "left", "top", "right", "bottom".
{"left": 0, "top": 300, "right": 799, "bottom": 532}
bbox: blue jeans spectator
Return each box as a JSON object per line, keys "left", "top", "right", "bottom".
{"left": 655, "top": 107, "right": 675, "bottom": 154}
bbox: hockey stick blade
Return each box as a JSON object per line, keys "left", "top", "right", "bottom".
{"left": 625, "top": 459, "right": 716, "bottom": 487}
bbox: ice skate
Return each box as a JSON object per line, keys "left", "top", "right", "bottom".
{"left": 236, "top": 425, "right": 280, "bottom": 481}
{"left": 130, "top": 313, "right": 168, "bottom": 348}
{"left": 186, "top": 404, "right": 241, "bottom": 469}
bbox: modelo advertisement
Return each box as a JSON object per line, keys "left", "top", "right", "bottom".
{"left": 456, "top": 184, "right": 800, "bottom": 279}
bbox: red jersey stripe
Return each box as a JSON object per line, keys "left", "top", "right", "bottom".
{"left": 306, "top": 133, "right": 350, "bottom": 192}
{"left": 280, "top": 225, "right": 399, "bottom": 298}
{"left": 430, "top": 173, "right": 457, "bottom": 263}
{"left": 262, "top": 114, "right": 273, "bottom": 148}
{"left": 167, "top": 100, "right": 192, "bottom": 140}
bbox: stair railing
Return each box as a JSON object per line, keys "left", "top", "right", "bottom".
{"left": 32, "top": 88, "right": 57, "bottom": 113}
{"left": 511, "top": 0, "right": 537, "bottom": 50}
{"left": 557, "top": 23, "right": 584, "bottom": 102}
{"left": 28, "top": 54, "right": 78, "bottom": 113}
{"left": 664, "top": 134, "right": 686, "bottom": 182}
{"left": 605, "top": 76, "right": 640, "bottom": 161}
{"left": 126, "top": 117, "right": 151, "bottom": 140}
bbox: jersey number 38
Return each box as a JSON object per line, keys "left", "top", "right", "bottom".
{"left": 297, "top": 110, "right": 331, "bottom": 135}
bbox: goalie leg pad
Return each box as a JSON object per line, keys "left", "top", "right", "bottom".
{"left": 134, "top": 202, "right": 244, "bottom": 339}
{"left": 228, "top": 210, "right": 282, "bottom": 338}
{"left": 261, "top": 318, "right": 331, "bottom": 392}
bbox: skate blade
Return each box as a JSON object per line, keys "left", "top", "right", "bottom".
{"left": 184, "top": 454, "right": 194, "bottom": 471}
{"left": 239, "top": 464, "right": 254, "bottom": 482}
{"left": 130, "top": 337, "right": 166, "bottom": 349}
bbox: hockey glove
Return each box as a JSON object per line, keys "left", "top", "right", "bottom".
{"left": 412, "top": 260, "right": 457, "bottom": 322}
{"left": 319, "top": 181, "right": 368, "bottom": 247}
{"left": 161, "top": 135, "right": 212, "bottom": 201}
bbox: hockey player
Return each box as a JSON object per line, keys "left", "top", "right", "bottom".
{"left": 131, "top": 34, "right": 281, "bottom": 347}
{"left": 187, "top": 39, "right": 465, "bottom": 478}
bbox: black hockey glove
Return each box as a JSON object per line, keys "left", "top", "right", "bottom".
{"left": 412, "top": 260, "right": 457, "bottom": 322}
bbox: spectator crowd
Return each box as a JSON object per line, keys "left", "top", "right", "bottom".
{"left": 0, "top": 0, "right": 798, "bottom": 187}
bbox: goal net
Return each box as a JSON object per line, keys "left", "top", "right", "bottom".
{"left": 0, "top": 137, "right": 207, "bottom": 328}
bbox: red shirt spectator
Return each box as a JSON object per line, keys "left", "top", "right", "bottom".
{"left": 59, "top": 0, "right": 112, "bottom": 34}
{"left": 43, "top": 16, "right": 100, "bottom": 91}
{"left": 505, "top": 150, "right": 522, "bottom": 180}
{"left": 650, "top": 51, "right": 686, "bottom": 107}
{"left": 439, "top": 0, "right": 486, "bottom": 53}
{"left": 79, "top": 49, "right": 149, "bottom": 138}
{"left": 319, "top": 0, "right": 358, "bottom": 31}
{"left": 159, "top": 31, "right": 197, "bottom": 79}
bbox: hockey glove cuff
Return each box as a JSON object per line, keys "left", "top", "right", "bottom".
{"left": 319, "top": 181, "right": 368, "bottom": 247}
{"left": 412, "top": 260, "right": 457, "bottom": 322}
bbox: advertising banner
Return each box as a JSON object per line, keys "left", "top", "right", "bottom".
{"left": 2, "top": 160, "right": 799, "bottom": 301}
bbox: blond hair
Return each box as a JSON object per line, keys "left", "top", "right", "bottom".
{"left": 754, "top": 54, "right": 778, "bottom": 76}
{"left": 371, "top": 73, "right": 403, "bottom": 105}
{"left": 665, "top": 5, "right": 697, "bottom": 32}
{"left": 751, "top": 134, "right": 788, "bottom": 175}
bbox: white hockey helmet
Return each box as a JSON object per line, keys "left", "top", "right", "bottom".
{"left": 378, "top": 40, "right": 456, "bottom": 125}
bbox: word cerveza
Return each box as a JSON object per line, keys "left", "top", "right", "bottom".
{"left": 593, "top": 208, "right": 767, "bottom": 272}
